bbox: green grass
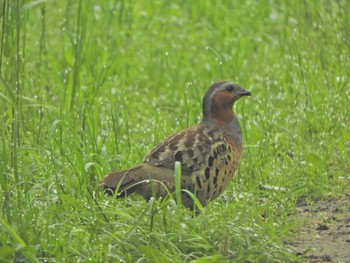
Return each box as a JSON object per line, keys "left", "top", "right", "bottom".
{"left": 1, "top": 0, "right": 349, "bottom": 262}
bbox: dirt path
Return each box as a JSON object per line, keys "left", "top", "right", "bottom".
{"left": 288, "top": 194, "right": 350, "bottom": 262}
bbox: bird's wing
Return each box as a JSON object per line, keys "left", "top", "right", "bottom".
{"left": 143, "top": 124, "right": 230, "bottom": 176}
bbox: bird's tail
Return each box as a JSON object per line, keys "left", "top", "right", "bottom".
{"left": 99, "top": 164, "right": 175, "bottom": 200}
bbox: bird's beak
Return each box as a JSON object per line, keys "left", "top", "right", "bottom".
{"left": 236, "top": 88, "right": 251, "bottom": 98}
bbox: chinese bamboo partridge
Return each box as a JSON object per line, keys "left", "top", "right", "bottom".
{"left": 100, "top": 81, "right": 251, "bottom": 209}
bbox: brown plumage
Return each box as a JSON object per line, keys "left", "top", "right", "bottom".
{"left": 100, "top": 81, "right": 251, "bottom": 209}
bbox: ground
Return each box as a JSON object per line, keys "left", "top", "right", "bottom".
{"left": 289, "top": 194, "right": 350, "bottom": 262}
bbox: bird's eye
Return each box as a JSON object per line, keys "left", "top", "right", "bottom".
{"left": 226, "top": 85, "right": 234, "bottom": 92}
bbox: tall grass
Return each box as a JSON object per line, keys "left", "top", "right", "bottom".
{"left": 0, "top": 0, "right": 349, "bottom": 262}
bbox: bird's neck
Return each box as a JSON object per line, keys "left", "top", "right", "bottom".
{"left": 202, "top": 108, "right": 243, "bottom": 146}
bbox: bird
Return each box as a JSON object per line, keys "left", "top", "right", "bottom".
{"left": 100, "top": 81, "right": 251, "bottom": 209}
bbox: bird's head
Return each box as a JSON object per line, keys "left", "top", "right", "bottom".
{"left": 202, "top": 81, "right": 251, "bottom": 123}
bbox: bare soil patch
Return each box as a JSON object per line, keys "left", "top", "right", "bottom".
{"left": 288, "top": 194, "right": 350, "bottom": 262}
